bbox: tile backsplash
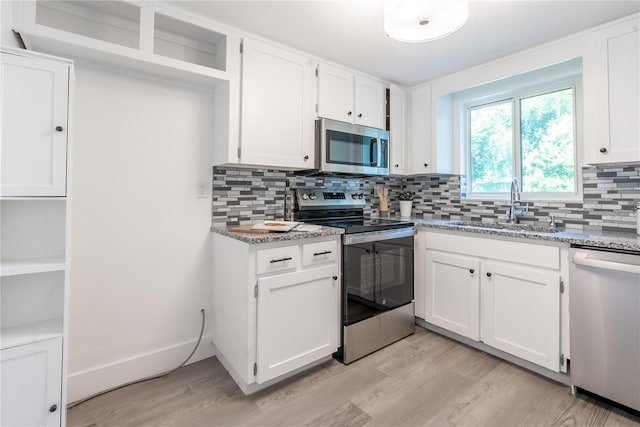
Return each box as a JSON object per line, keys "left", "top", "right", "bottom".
{"left": 212, "top": 164, "right": 639, "bottom": 233}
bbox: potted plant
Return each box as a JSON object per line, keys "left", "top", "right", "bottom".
{"left": 397, "top": 190, "right": 415, "bottom": 218}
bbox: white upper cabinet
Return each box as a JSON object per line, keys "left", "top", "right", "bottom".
{"left": 239, "top": 37, "right": 316, "bottom": 169}
{"left": 354, "top": 75, "right": 385, "bottom": 128}
{"left": 1, "top": 52, "right": 69, "bottom": 197}
{"left": 389, "top": 85, "right": 409, "bottom": 175}
{"left": 410, "top": 84, "right": 432, "bottom": 174}
{"left": 317, "top": 63, "right": 385, "bottom": 129}
{"left": 584, "top": 17, "right": 640, "bottom": 164}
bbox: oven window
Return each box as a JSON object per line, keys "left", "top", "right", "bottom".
{"left": 326, "top": 130, "right": 379, "bottom": 166}
{"left": 343, "top": 236, "right": 413, "bottom": 325}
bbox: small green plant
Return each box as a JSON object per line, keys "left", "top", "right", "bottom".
{"left": 397, "top": 190, "right": 415, "bottom": 201}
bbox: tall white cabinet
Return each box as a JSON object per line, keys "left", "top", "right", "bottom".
{"left": 1, "top": 48, "right": 73, "bottom": 427}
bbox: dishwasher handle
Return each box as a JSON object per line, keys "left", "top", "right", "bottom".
{"left": 573, "top": 251, "right": 640, "bottom": 274}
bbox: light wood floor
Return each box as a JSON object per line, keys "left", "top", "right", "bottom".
{"left": 68, "top": 327, "right": 640, "bottom": 427}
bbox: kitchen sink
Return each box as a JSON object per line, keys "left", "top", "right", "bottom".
{"left": 448, "top": 221, "right": 562, "bottom": 233}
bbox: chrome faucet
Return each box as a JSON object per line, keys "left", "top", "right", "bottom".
{"left": 508, "top": 177, "right": 522, "bottom": 223}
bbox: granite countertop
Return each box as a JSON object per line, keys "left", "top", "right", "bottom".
{"left": 414, "top": 219, "right": 640, "bottom": 252}
{"left": 211, "top": 224, "right": 344, "bottom": 244}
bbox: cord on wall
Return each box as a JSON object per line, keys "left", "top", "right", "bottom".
{"left": 67, "top": 309, "right": 206, "bottom": 410}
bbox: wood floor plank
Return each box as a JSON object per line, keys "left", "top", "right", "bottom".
{"left": 67, "top": 327, "right": 640, "bottom": 427}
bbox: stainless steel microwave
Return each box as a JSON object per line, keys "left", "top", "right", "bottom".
{"left": 315, "top": 118, "right": 389, "bottom": 176}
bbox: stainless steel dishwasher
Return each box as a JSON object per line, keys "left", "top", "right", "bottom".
{"left": 570, "top": 245, "right": 640, "bottom": 412}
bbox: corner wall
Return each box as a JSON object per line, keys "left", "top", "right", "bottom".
{"left": 68, "top": 65, "right": 216, "bottom": 402}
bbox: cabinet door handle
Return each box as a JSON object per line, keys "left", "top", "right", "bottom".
{"left": 486, "top": 272, "right": 492, "bottom": 277}
{"left": 424, "top": 163, "right": 428, "bottom": 167}
{"left": 347, "top": 111, "right": 353, "bottom": 116}
{"left": 394, "top": 164, "right": 399, "bottom": 168}
{"left": 270, "top": 257, "right": 293, "bottom": 264}
{"left": 303, "top": 155, "right": 309, "bottom": 161}
{"left": 313, "top": 251, "right": 332, "bottom": 256}
{"left": 358, "top": 113, "right": 363, "bottom": 118}
{"left": 55, "top": 126, "right": 64, "bottom": 132}
{"left": 599, "top": 147, "right": 608, "bottom": 153}
{"left": 469, "top": 269, "right": 475, "bottom": 274}
{"left": 49, "top": 404, "right": 58, "bottom": 413}
{"left": 332, "top": 275, "right": 338, "bottom": 281}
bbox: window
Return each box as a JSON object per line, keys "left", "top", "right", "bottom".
{"left": 465, "top": 82, "right": 580, "bottom": 200}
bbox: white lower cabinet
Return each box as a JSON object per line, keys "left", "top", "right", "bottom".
{"left": 420, "top": 230, "right": 566, "bottom": 373}
{"left": 424, "top": 250, "right": 480, "bottom": 340}
{"left": 1, "top": 338, "right": 63, "bottom": 427}
{"left": 211, "top": 233, "right": 340, "bottom": 394}
{"left": 481, "top": 261, "right": 560, "bottom": 371}
{"left": 256, "top": 265, "right": 338, "bottom": 384}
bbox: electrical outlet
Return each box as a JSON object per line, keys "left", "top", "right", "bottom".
{"left": 197, "top": 181, "right": 210, "bottom": 198}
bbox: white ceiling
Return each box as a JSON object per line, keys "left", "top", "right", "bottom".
{"left": 169, "top": 1, "right": 640, "bottom": 87}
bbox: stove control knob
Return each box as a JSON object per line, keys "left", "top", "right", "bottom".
{"left": 309, "top": 194, "right": 317, "bottom": 200}
{"left": 351, "top": 193, "right": 358, "bottom": 199}
{"left": 301, "top": 193, "right": 309, "bottom": 200}
{"left": 357, "top": 193, "right": 364, "bottom": 199}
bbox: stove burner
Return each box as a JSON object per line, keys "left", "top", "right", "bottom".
{"left": 291, "top": 188, "right": 413, "bottom": 234}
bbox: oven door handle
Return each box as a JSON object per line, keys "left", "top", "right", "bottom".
{"left": 343, "top": 228, "right": 415, "bottom": 245}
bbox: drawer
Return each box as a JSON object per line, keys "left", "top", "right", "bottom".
{"left": 256, "top": 245, "right": 299, "bottom": 275}
{"left": 425, "top": 231, "right": 560, "bottom": 270}
{"left": 302, "top": 240, "right": 338, "bottom": 267}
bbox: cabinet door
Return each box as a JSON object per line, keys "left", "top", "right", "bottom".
{"left": 1, "top": 338, "right": 62, "bottom": 427}
{"left": 425, "top": 250, "right": 480, "bottom": 340}
{"left": 317, "top": 63, "right": 354, "bottom": 123}
{"left": 256, "top": 265, "right": 339, "bottom": 384}
{"left": 585, "top": 20, "right": 640, "bottom": 164}
{"left": 389, "top": 85, "right": 408, "bottom": 175}
{"left": 354, "top": 75, "right": 385, "bottom": 129}
{"left": 240, "top": 38, "right": 315, "bottom": 169}
{"left": 1, "top": 53, "right": 69, "bottom": 196}
{"left": 409, "top": 84, "right": 432, "bottom": 174}
{"left": 481, "top": 261, "right": 560, "bottom": 371}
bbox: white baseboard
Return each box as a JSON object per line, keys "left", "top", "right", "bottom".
{"left": 67, "top": 335, "right": 216, "bottom": 403}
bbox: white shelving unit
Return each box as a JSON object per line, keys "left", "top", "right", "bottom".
{"left": 0, "top": 48, "right": 73, "bottom": 427}
{"left": 13, "top": 0, "right": 241, "bottom": 87}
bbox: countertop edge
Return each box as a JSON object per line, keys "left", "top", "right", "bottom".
{"left": 415, "top": 220, "right": 640, "bottom": 252}
{"left": 211, "top": 225, "right": 344, "bottom": 244}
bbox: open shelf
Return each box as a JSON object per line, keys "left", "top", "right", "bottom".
{"left": 1, "top": 271, "right": 65, "bottom": 342}
{"left": 35, "top": 0, "right": 141, "bottom": 49}
{"left": 17, "top": 1, "right": 238, "bottom": 88}
{"left": 1, "top": 318, "right": 64, "bottom": 350}
{"left": 0, "top": 200, "right": 66, "bottom": 265}
{"left": 1, "top": 257, "right": 67, "bottom": 277}
{"left": 154, "top": 12, "right": 227, "bottom": 72}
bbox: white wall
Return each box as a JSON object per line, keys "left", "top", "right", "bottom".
{"left": 67, "top": 65, "right": 216, "bottom": 402}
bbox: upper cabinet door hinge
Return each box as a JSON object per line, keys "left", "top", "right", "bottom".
{"left": 560, "top": 279, "right": 565, "bottom": 294}
{"left": 254, "top": 284, "right": 258, "bottom": 298}
{"left": 560, "top": 353, "right": 565, "bottom": 366}
{"left": 237, "top": 147, "right": 241, "bottom": 159}
{"left": 240, "top": 41, "right": 243, "bottom": 54}
{"left": 253, "top": 362, "right": 257, "bottom": 375}
{"left": 315, "top": 66, "right": 318, "bottom": 77}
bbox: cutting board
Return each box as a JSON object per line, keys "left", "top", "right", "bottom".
{"left": 228, "top": 225, "right": 272, "bottom": 234}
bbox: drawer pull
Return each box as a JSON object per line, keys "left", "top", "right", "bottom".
{"left": 469, "top": 269, "right": 475, "bottom": 274}
{"left": 270, "top": 257, "right": 293, "bottom": 264}
{"left": 313, "top": 251, "right": 332, "bottom": 256}
{"left": 332, "top": 276, "right": 338, "bottom": 280}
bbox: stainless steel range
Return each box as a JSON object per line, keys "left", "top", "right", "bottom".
{"left": 291, "top": 188, "right": 415, "bottom": 364}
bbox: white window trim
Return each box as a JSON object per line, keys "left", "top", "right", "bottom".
{"left": 460, "top": 76, "right": 583, "bottom": 202}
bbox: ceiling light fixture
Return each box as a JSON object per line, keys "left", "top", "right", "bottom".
{"left": 384, "top": 0, "right": 469, "bottom": 43}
